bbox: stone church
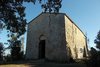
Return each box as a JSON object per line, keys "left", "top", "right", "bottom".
{"left": 25, "top": 13, "right": 88, "bottom": 62}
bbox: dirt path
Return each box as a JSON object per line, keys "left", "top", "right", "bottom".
{"left": 0, "top": 63, "right": 87, "bottom": 67}
{"left": 0, "top": 60, "right": 87, "bottom": 67}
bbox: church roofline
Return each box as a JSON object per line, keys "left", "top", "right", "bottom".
{"left": 28, "top": 12, "right": 86, "bottom": 38}
{"left": 28, "top": 12, "right": 43, "bottom": 24}
{"left": 64, "top": 13, "right": 86, "bottom": 38}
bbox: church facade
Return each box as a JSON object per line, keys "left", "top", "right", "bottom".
{"left": 25, "top": 13, "right": 88, "bottom": 62}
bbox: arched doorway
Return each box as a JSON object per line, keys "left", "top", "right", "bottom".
{"left": 38, "top": 35, "right": 46, "bottom": 59}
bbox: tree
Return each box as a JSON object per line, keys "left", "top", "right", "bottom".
{"left": 89, "top": 30, "right": 100, "bottom": 67}
{"left": 11, "top": 40, "right": 21, "bottom": 60}
{"left": 94, "top": 30, "right": 100, "bottom": 50}
{"left": 0, "top": 43, "right": 3, "bottom": 60}
{"left": 0, "top": 0, "right": 62, "bottom": 37}
{"left": 0, "top": 0, "right": 41, "bottom": 60}
{"left": 41, "top": 0, "right": 62, "bottom": 13}
{"left": 0, "top": 0, "right": 62, "bottom": 60}
{"left": 89, "top": 47, "right": 98, "bottom": 67}
{"left": 0, "top": 0, "right": 37, "bottom": 37}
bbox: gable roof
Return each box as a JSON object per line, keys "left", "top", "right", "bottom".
{"left": 28, "top": 12, "right": 86, "bottom": 37}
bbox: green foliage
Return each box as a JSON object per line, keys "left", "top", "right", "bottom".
{"left": 0, "top": 0, "right": 38, "bottom": 37}
{"left": 94, "top": 30, "right": 100, "bottom": 50}
{"left": 88, "top": 47, "right": 100, "bottom": 67}
{"left": 0, "top": 43, "right": 3, "bottom": 60}
{"left": 0, "top": 0, "right": 62, "bottom": 61}
{"left": 0, "top": 0, "right": 42, "bottom": 61}
{"left": 11, "top": 40, "right": 22, "bottom": 60}
{"left": 89, "top": 30, "right": 100, "bottom": 67}
{"left": 89, "top": 30, "right": 100, "bottom": 66}
{"left": 88, "top": 30, "right": 100, "bottom": 66}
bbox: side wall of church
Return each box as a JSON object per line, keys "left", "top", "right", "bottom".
{"left": 64, "top": 16, "right": 88, "bottom": 59}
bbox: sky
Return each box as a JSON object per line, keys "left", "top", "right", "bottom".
{"left": 0, "top": 0, "right": 100, "bottom": 51}
{"left": 23, "top": 0, "right": 100, "bottom": 49}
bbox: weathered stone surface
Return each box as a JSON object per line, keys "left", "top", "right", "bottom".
{"left": 26, "top": 13, "right": 88, "bottom": 62}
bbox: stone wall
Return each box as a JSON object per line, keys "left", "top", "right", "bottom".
{"left": 26, "top": 13, "right": 69, "bottom": 62}
{"left": 26, "top": 13, "right": 88, "bottom": 62}
{"left": 64, "top": 15, "right": 88, "bottom": 59}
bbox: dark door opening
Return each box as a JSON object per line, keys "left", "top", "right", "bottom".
{"left": 39, "top": 40, "right": 45, "bottom": 59}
